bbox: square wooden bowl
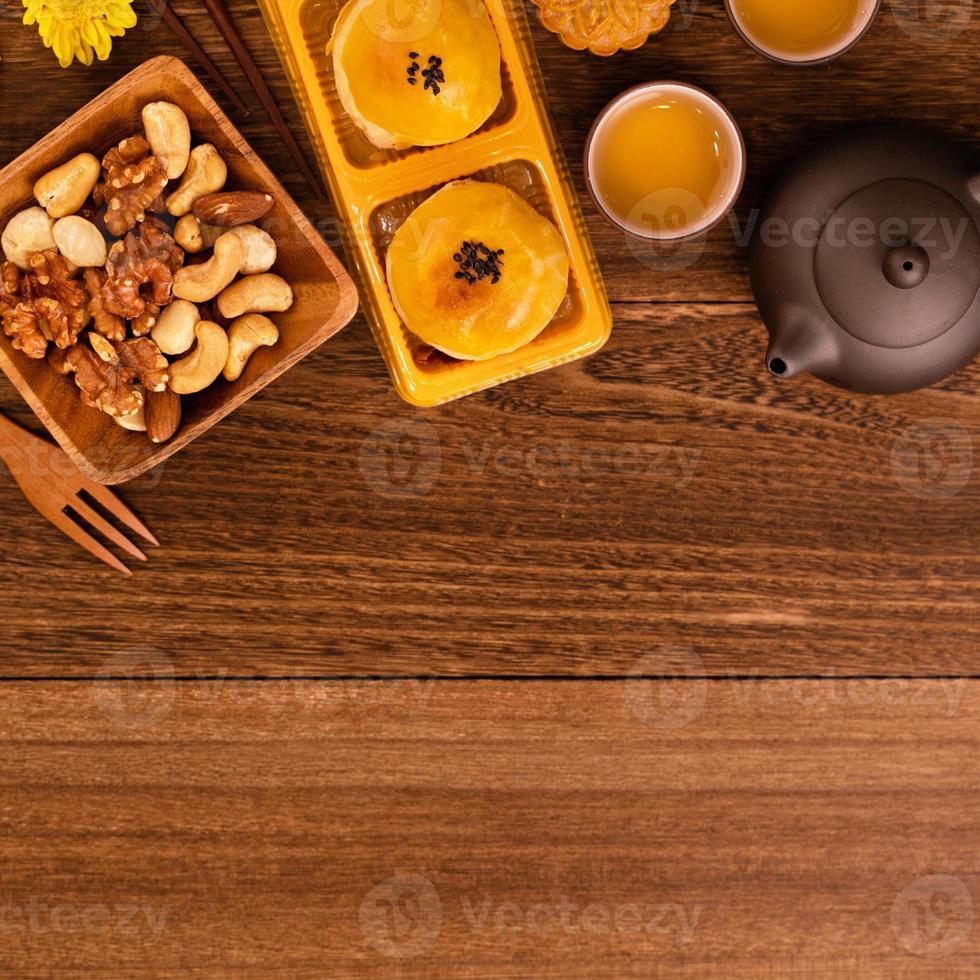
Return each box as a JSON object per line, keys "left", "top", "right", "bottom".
{"left": 0, "top": 56, "right": 358, "bottom": 485}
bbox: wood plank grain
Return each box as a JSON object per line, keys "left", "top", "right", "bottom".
{"left": 0, "top": 679, "right": 976, "bottom": 976}
{"left": 4, "top": 303, "right": 980, "bottom": 677}
{"left": 1, "top": 4, "right": 980, "bottom": 677}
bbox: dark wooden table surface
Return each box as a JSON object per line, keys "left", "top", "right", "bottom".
{"left": 1, "top": 1, "right": 979, "bottom": 974}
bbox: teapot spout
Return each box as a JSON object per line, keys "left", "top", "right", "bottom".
{"left": 765, "top": 313, "right": 840, "bottom": 381}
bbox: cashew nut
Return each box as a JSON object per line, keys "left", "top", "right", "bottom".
{"left": 1, "top": 207, "right": 56, "bottom": 269}
{"left": 229, "top": 225, "right": 277, "bottom": 275}
{"left": 174, "top": 214, "right": 225, "bottom": 254}
{"left": 172, "top": 215, "right": 200, "bottom": 253}
{"left": 33, "top": 152, "right": 101, "bottom": 219}
{"left": 166, "top": 144, "right": 227, "bottom": 217}
{"left": 217, "top": 273, "right": 294, "bottom": 319}
{"left": 142, "top": 102, "right": 191, "bottom": 180}
{"left": 223, "top": 314, "right": 280, "bottom": 382}
{"left": 53, "top": 216, "right": 107, "bottom": 267}
{"left": 168, "top": 321, "right": 230, "bottom": 394}
{"left": 172, "top": 233, "right": 245, "bottom": 303}
{"left": 174, "top": 214, "right": 204, "bottom": 253}
{"left": 151, "top": 299, "right": 201, "bottom": 356}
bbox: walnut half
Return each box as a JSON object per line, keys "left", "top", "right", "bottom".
{"left": 102, "top": 136, "right": 169, "bottom": 237}
{"left": 0, "top": 252, "right": 87, "bottom": 357}
{"left": 101, "top": 218, "right": 184, "bottom": 334}
{"left": 72, "top": 333, "right": 169, "bottom": 418}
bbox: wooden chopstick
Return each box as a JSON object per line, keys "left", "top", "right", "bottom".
{"left": 198, "top": 0, "right": 326, "bottom": 197}
{"left": 145, "top": 0, "right": 251, "bottom": 118}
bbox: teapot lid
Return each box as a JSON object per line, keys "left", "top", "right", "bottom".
{"left": 815, "top": 179, "right": 980, "bottom": 348}
{"left": 751, "top": 126, "right": 980, "bottom": 394}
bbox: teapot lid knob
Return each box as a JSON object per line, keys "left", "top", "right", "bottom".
{"left": 882, "top": 245, "right": 930, "bottom": 290}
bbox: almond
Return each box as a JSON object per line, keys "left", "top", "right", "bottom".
{"left": 193, "top": 191, "right": 275, "bottom": 228}
{"left": 144, "top": 388, "right": 182, "bottom": 444}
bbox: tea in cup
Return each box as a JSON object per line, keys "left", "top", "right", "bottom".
{"left": 725, "top": 0, "right": 881, "bottom": 64}
{"left": 584, "top": 82, "right": 746, "bottom": 242}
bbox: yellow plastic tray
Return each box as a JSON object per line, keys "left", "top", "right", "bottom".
{"left": 258, "top": 0, "right": 613, "bottom": 406}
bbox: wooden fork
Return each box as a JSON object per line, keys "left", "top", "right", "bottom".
{"left": 0, "top": 410, "right": 158, "bottom": 575}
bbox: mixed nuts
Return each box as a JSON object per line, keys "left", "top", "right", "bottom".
{"left": 0, "top": 101, "right": 293, "bottom": 445}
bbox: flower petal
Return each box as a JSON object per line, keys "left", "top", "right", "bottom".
{"left": 80, "top": 19, "right": 100, "bottom": 45}
{"left": 75, "top": 39, "right": 95, "bottom": 66}
{"left": 106, "top": 2, "right": 137, "bottom": 28}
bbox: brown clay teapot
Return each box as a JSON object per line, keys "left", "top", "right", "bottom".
{"left": 750, "top": 126, "right": 980, "bottom": 394}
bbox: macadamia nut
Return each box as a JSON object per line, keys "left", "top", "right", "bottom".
{"left": 151, "top": 299, "right": 200, "bottom": 356}
{"left": 53, "top": 216, "right": 107, "bottom": 268}
{"left": 1, "top": 207, "right": 56, "bottom": 269}
{"left": 229, "top": 225, "right": 277, "bottom": 275}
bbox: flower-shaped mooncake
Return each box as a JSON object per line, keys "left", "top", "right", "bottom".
{"left": 532, "top": 0, "right": 676, "bottom": 56}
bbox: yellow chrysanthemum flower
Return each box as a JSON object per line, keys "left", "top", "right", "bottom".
{"left": 22, "top": 0, "right": 137, "bottom": 69}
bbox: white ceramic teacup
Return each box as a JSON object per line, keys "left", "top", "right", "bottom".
{"left": 584, "top": 82, "right": 747, "bottom": 243}
{"left": 725, "top": 0, "right": 882, "bottom": 65}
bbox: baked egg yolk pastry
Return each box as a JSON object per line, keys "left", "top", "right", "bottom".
{"left": 386, "top": 180, "right": 570, "bottom": 361}
{"left": 329, "top": 0, "right": 502, "bottom": 150}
